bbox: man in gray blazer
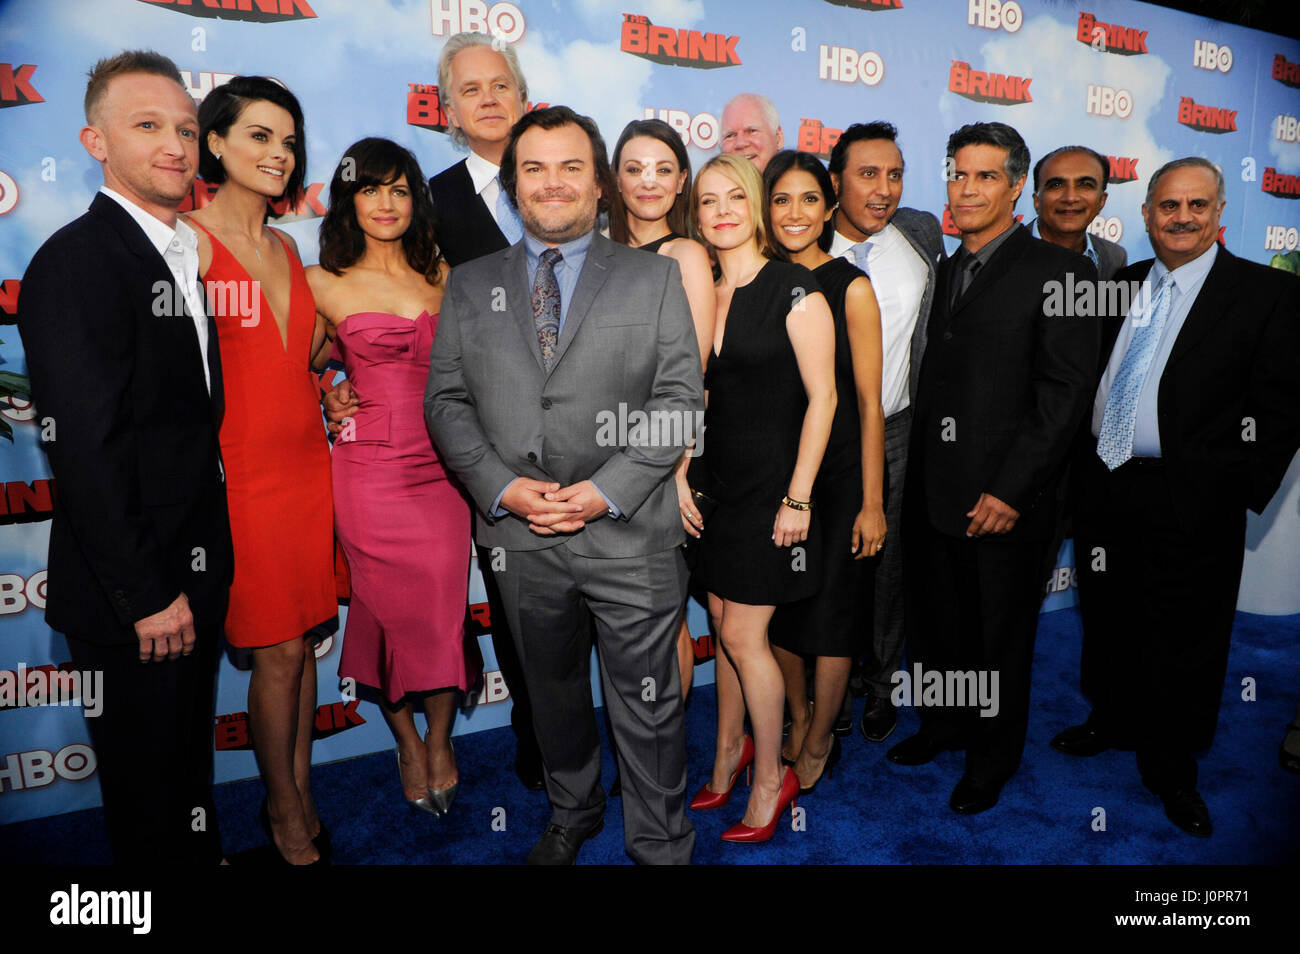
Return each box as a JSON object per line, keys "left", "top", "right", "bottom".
{"left": 827, "top": 122, "right": 946, "bottom": 743}
{"left": 426, "top": 106, "right": 704, "bottom": 865}
{"left": 1030, "top": 145, "right": 1128, "bottom": 280}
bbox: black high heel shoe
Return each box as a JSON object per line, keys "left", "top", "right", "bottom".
{"left": 259, "top": 797, "right": 325, "bottom": 866}
{"left": 797, "top": 736, "right": 842, "bottom": 795}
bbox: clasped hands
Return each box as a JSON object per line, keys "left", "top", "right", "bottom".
{"left": 503, "top": 478, "right": 608, "bottom": 535}
{"left": 966, "top": 492, "right": 1019, "bottom": 537}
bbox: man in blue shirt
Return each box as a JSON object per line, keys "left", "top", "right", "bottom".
{"left": 426, "top": 106, "right": 704, "bottom": 864}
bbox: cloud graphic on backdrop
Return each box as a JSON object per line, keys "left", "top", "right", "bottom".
{"left": 938, "top": 15, "right": 1174, "bottom": 250}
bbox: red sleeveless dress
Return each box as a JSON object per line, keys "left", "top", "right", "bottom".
{"left": 192, "top": 221, "right": 335, "bottom": 648}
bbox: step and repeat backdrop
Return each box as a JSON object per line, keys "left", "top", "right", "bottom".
{"left": 1, "top": 0, "right": 1297, "bottom": 824}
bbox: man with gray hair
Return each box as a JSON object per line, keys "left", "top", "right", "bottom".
{"left": 425, "top": 33, "right": 546, "bottom": 792}
{"left": 428, "top": 32, "right": 530, "bottom": 266}
{"left": 1055, "top": 156, "right": 1300, "bottom": 838}
{"left": 719, "top": 92, "right": 783, "bottom": 171}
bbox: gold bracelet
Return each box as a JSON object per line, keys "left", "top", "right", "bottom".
{"left": 781, "top": 495, "right": 812, "bottom": 511}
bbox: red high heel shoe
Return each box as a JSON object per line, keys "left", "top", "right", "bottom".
{"left": 689, "top": 734, "right": 755, "bottom": 810}
{"left": 720, "top": 766, "right": 799, "bottom": 843}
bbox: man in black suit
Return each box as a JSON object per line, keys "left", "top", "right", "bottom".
{"left": 825, "top": 122, "right": 946, "bottom": 743}
{"left": 1052, "top": 157, "right": 1300, "bottom": 837}
{"left": 1030, "top": 145, "right": 1127, "bottom": 280}
{"left": 427, "top": 31, "right": 527, "bottom": 266}
{"left": 18, "top": 50, "right": 232, "bottom": 863}
{"left": 888, "top": 123, "right": 1100, "bottom": 815}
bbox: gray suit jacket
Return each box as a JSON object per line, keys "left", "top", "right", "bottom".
{"left": 1027, "top": 218, "right": 1128, "bottom": 280}
{"left": 888, "top": 206, "right": 946, "bottom": 408}
{"left": 425, "top": 231, "right": 704, "bottom": 557}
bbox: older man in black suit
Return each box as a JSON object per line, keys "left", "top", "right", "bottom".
{"left": 888, "top": 123, "right": 1100, "bottom": 815}
{"left": 18, "top": 50, "right": 232, "bottom": 863}
{"left": 1053, "top": 157, "right": 1300, "bottom": 837}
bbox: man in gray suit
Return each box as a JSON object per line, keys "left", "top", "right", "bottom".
{"left": 425, "top": 106, "right": 703, "bottom": 865}
{"left": 1030, "top": 145, "right": 1127, "bottom": 280}
{"left": 827, "top": 122, "right": 945, "bottom": 743}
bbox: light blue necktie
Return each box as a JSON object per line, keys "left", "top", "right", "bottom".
{"left": 1096, "top": 271, "right": 1175, "bottom": 470}
{"left": 849, "top": 240, "right": 872, "bottom": 277}
{"left": 494, "top": 183, "right": 523, "bottom": 245}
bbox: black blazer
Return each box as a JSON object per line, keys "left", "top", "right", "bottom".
{"left": 1083, "top": 247, "right": 1300, "bottom": 525}
{"left": 911, "top": 224, "right": 1101, "bottom": 541}
{"left": 18, "top": 193, "right": 233, "bottom": 644}
{"left": 428, "top": 158, "right": 510, "bottom": 267}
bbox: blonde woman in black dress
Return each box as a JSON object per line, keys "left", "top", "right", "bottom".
{"left": 688, "top": 154, "right": 837, "bottom": 843}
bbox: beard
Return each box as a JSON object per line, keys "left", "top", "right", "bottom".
{"left": 518, "top": 187, "right": 598, "bottom": 245}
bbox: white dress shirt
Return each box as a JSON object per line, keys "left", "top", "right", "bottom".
{"left": 830, "top": 223, "right": 927, "bottom": 417}
{"left": 100, "top": 186, "right": 212, "bottom": 395}
{"left": 465, "top": 150, "right": 508, "bottom": 230}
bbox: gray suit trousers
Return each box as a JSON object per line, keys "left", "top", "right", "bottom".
{"left": 495, "top": 540, "right": 695, "bottom": 864}
{"left": 867, "top": 407, "right": 912, "bottom": 697}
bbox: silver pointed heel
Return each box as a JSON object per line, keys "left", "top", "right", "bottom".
{"left": 427, "top": 780, "right": 458, "bottom": 816}
{"left": 397, "top": 749, "right": 440, "bottom": 816}
{"left": 427, "top": 739, "right": 458, "bottom": 816}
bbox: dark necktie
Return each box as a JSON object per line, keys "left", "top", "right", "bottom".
{"left": 532, "top": 247, "right": 562, "bottom": 371}
{"left": 951, "top": 254, "right": 981, "bottom": 310}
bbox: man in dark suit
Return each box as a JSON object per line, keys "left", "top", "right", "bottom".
{"left": 427, "top": 31, "right": 527, "bottom": 267}
{"left": 826, "top": 122, "right": 946, "bottom": 743}
{"left": 1052, "top": 157, "right": 1300, "bottom": 837}
{"left": 1029, "top": 145, "right": 1127, "bottom": 280}
{"left": 888, "top": 123, "right": 1100, "bottom": 815}
{"left": 17, "top": 51, "right": 232, "bottom": 863}
{"left": 426, "top": 106, "right": 703, "bottom": 864}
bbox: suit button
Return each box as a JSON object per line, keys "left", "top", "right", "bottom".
{"left": 527, "top": 452, "right": 537, "bottom": 462}
{"left": 943, "top": 332, "right": 953, "bottom": 341}
{"left": 541, "top": 398, "right": 552, "bottom": 410}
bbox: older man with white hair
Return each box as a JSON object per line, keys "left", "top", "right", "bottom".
{"left": 719, "top": 92, "right": 783, "bottom": 171}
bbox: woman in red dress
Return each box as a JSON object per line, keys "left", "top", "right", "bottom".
{"left": 187, "top": 77, "right": 335, "bottom": 865}
{"left": 307, "top": 139, "right": 475, "bottom": 818}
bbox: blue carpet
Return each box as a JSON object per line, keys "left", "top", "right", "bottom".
{"left": 4, "top": 607, "right": 1298, "bottom": 864}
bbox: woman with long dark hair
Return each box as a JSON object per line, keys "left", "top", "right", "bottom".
{"left": 609, "top": 118, "right": 715, "bottom": 697}
{"left": 185, "top": 76, "right": 334, "bottom": 864}
{"left": 307, "top": 138, "right": 475, "bottom": 818}
{"left": 763, "top": 150, "right": 886, "bottom": 795}
{"left": 688, "top": 154, "right": 837, "bottom": 843}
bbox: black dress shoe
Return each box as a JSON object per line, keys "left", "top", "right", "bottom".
{"left": 886, "top": 732, "right": 952, "bottom": 766}
{"left": 833, "top": 710, "right": 853, "bottom": 739}
{"left": 1280, "top": 722, "right": 1300, "bottom": 775}
{"left": 526, "top": 818, "right": 605, "bottom": 865}
{"left": 1050, "top": 723, "right": 1114, "bottom": 757}
{"left": 949, "top": 775, "right": 1003, "bottom": 815}
{"left": 859, "top": 695, "right": 898, "bottom": 743}
{"left": 1160, "top": 789, "right": 1212, "bottom": 838}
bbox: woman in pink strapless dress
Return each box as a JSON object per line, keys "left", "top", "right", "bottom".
{"left": 308, "top": 138, "right": 475, "bottom": 817}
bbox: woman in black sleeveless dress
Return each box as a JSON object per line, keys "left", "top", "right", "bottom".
{"left": 689, "top": 154, "right": 838, "bottom": 843}
{"left": 610, "top": 119, "right": 715, "bottom": 699}
{"left": 764, "top": 151, "right": 887, "bottom": 795}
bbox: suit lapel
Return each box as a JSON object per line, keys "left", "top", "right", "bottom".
{"left": 551, "top": 234, "right": 612, "bottom": 372}
{"left": 1164, "top": 245, "right": 1238, "bottom": 372}
{"left": 92, "top": 195, "right": 217, "bottom": 416}
{"left": 504, "top": 242, "right": 545, "bottom": 373}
